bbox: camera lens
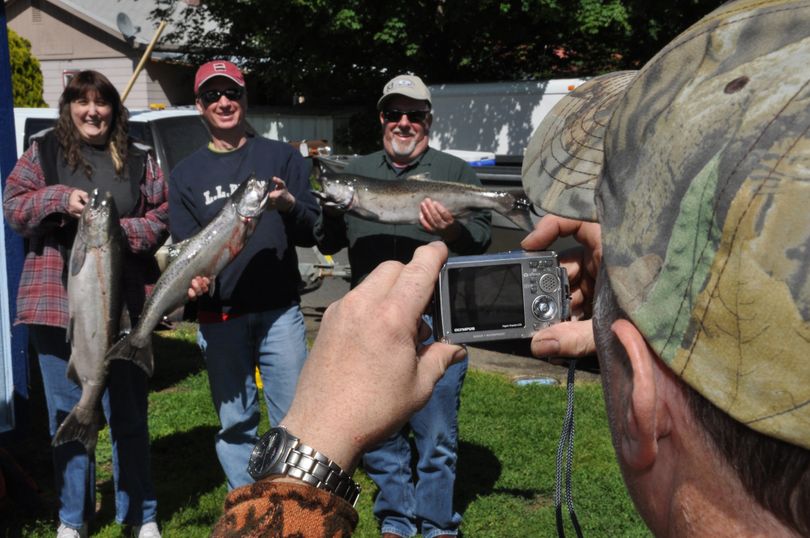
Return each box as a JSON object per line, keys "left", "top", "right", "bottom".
{"left": 532, "top": 295, "right": 558, "bottom": 321}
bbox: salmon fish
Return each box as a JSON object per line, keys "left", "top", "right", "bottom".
{"left": 106, "top": 174, "right": 269, "bottom": 371}
{"left": 54, "top": 190, "right": 125, "bottom": 453}
{"left": 314, "top": 172, "right": 534, "bottom": 231}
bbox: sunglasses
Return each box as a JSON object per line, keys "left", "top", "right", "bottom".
{"left": 382, "top": 109, "right": 430, "bottom": 124}
{"left": 199, "top": 87, "right": 244, "bottom": 104}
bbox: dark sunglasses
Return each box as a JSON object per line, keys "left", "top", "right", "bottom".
{"left": 382, "top": 109, "right": 430, "bottom": 124}
{"left": 199, "top": 87, "right": 244, "bottom": 104}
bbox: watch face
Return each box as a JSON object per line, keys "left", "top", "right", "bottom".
{"left": 248, "top": 427, "right": 288, "bottom": 480}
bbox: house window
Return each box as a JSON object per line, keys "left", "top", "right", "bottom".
{"left": 63, "top": 70, "right": 80, "bottom": 89}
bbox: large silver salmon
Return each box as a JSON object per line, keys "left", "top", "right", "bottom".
{"left": 106, "top": 175, "right": 270, "bottom": 371}
{"left": 54, "top": 190, "right": 125, "bottom": 453}
{"left": 313, "top": 172, "right": 534, "bottom": 231}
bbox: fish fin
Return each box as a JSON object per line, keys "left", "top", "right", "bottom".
{"left": 208, "top": 279, "right": 216, "bottom": 297}
{"left": 65, "top": 359, "right": 80, "bottom": 385}
{"left": 406, "top": 173, "right": 432, "bottom": 181}
{"left": 130, "top": 340, "right": 154, "bottom": 378}
{"left": 107, "top": 334, "right": 154, "bottom": 377}
{"left": 351, "top": 207, "right": 383, "bottom": 220}
{"left": 69, "top": 234, "right": 88, "bottom": 276}
{"left": 52, "top": 407, "right": 100, "bottom": 453}
{"left": 502, "top": 198, "right": 535, "bottom": 231}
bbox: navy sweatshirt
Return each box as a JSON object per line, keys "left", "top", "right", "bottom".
{"left": 169, "top": 136, "right": 319, "bottom": 315}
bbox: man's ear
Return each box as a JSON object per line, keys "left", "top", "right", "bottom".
{"left": 611, "top": 318, "right": 665, "bottom": 471}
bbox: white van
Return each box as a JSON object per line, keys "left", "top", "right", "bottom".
{"left": 12, "top": 107, "right": 209, "bottom": 178}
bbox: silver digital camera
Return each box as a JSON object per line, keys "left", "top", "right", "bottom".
{"left": 433, "top": 251, "right": 571, "bottom": 344}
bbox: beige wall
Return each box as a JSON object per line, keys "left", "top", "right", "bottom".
{"left": 145, "top": 61, "right": 197, "bottom": 108}
{"left": 36, "top": 57, "right": 138, "bottom": 107}
{"left": 8, "top": 1, "right": 125, "bottom": 60}
{"left": 7, "top": 0, "right": 188, "bottom": 108}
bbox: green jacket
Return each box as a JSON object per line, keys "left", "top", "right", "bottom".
{"left": 314, "top": 148, "right": 492, "bottom": 287}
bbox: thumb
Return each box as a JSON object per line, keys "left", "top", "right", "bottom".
{"left": 530, "top": 320, "right": 595, "bottom": 359}
{"left": 413, "top": 343, "right": 466, "bottom": 401}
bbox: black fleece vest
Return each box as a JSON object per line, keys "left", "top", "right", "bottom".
{"left": 36, "top": 129, "right": 147, "bottom": 187}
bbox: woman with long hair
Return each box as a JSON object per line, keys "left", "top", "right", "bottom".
{"left": 3, "top": 70, "right": 166, "bottom": 538}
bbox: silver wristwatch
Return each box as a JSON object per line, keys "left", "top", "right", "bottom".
{"left": 247, "top": 426, "right": 361, "bottom": 506}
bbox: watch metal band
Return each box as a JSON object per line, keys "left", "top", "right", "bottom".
{"left": 278, "top": 438, "right": 362, "bottom": 507}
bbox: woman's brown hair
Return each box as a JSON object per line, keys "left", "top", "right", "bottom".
{"left": 54, "top": 70, "right": 129, "bottom": 178}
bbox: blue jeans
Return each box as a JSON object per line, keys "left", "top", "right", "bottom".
{"left": 363, "top": 318, "right": 467, "bottom": 538}
{"left": 30, "top": 325, "right": 157, "bottom": 529}
{"left": 197, "top": 304, "right": 308, "bottom": 489}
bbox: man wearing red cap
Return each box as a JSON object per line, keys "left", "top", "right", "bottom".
{"left": 169, "top": 60, "right": 320, "bottom": 489}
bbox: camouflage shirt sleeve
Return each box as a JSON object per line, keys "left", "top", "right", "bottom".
{"left": 211, "top": 480, "right": 358, "bottom": 538}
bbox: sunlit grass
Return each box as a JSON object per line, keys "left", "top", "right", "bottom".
{"left": 6, "top": 323, "right": 647, "bottom": 537}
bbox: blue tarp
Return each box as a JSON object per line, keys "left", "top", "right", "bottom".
{"left": 1, "top": 3, "right": 30, "bottom": 436}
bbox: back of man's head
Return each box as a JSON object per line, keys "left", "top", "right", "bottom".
{"left": 522, "top": 0, "right": 810, "bottom": 534}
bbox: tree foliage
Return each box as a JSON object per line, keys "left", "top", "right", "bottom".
{"left": 7, "top": 27, "right": 46, "bottom": 107}
{"left": 151, "top": 0, "right": 725, "bottom": 108}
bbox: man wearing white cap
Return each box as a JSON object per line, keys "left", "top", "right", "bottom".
{"left": 313, "top": 73, "right": 491, "bottom": 538}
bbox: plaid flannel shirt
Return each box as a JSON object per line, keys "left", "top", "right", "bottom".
{"left": 2, "top": 140, "right": 169, "bottom": 328}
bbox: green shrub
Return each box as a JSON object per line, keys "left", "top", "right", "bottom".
{"left": 8, "top": 27, "right": 46, "bottom": 107}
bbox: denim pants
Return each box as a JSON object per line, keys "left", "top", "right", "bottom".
{"left": 197, "top": 304, "right": 308, "bottom": 489}
{"left": 363, "top": 317, "right": 467, "bottom": 538}
{"left": 30, "top": 325, "right": 158, "bottom": 529}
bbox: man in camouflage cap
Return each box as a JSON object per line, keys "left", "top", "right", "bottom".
{"left": 522, "top": 0, "right": 810, "bottom": 534}
{"left": 211, "top": 1, "right": 809, "bottom": 535}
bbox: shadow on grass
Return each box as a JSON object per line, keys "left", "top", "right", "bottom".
{"left": 455, "top": 440, "right": 504, "bottom": 511}
{"left": 150, "top": 328, "right": 205, "bottom": 392}
{"left": 95, "top": 424, "right": 222, "bottom": 526}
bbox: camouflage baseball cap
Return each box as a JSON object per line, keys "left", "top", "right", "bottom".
{"left": 522, "top": 71, "right": 636, "bottom": 222}
{"left": 524, "top": 0, "right": 810, "bottom": 450}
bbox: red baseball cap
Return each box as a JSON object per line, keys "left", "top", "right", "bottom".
{"left": 194, "top": 60, "right": 245, "bottom": 94}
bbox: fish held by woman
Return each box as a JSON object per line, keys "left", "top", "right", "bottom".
{"left": 54, "top": 190, "right": 125, "bottom": 453}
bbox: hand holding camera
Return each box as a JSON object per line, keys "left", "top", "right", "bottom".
{"left": 281, "top": 242, "right": 467, "bottom": 473}
{"left": 521, "top": 214, "right": 601, "bottom": 358}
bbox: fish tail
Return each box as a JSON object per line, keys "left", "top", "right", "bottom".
{"left": 502, "top": 197, "right": 535, "bottom": 231}
{"left": 106, "top": 334, "right": 155, "bottom": 377}
{"left": 52, "top": 407, "right": 100, "bottom": 453}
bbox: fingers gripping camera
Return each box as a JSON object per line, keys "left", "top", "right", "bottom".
{"left": 433, "top": 251, "right": 571, "bottom": 344}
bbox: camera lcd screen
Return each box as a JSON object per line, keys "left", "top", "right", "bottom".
{"left": 447, "top": 263, "right": 525, "bottom": 332}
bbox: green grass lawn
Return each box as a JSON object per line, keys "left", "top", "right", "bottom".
{"left": 4, "top": 323, "right": 648, "bottom": 537}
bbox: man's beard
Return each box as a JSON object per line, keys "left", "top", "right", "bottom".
{"left": 390, "top": 131, "right": 417, "bottom": 158}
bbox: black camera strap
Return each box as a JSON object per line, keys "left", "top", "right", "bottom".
{"left": 555, "top": 359, "right": 583, "bottom": 538}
